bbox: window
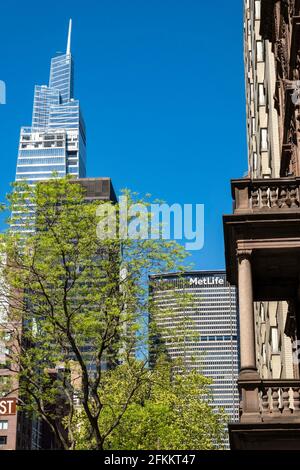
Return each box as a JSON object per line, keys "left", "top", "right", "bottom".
{"left": 250, "top": 83, "right": 254, "bottom": 101}
{"left": 252, "top": 117, "right": 256, "bottom": 136}
{"left": 0, "top": 342, "right": 9, "bottom": 355}
{"left": 262, "top": 344, "right": 267, "bottom": 365}
{"left": 0, "top": 436, "right": 7, "bottom": 445}
{"left": 248, "top": 50, "right": 252, "bottom": 72}
{"left": 256, "top": 40, "right": 264, "bottom": 62}
{"left": 258, "top": 83, "right": 266, "bottom": 106}
{"left": 247, "top": 19, "right": 251, "bottom": 36}
{"left": 260, "top": 128, "right": 268, "bottom": 151}
{"left": 260, "top": 303, "right": 265, "bottom": 322}
{"left": 0, "top": 421, "right": 8, "bottom": 430}
{"left": 255, "top": 0, "right": 261, "bottom": 19}
{"left": 253, "top": 152, "right": 258, "bottom": 171}
{"left": 0, "top": 376, "right": 9, "bottom": 385}
{"left": 271, "top": 327, "right": 279, "bottom": 354}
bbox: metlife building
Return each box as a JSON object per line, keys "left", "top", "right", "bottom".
{"left": 149, "top": 271, "right": 240, "bottom": 434}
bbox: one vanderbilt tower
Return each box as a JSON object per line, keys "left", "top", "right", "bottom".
{"left": 15, "top": 19, "right": 86, "bottom": 190}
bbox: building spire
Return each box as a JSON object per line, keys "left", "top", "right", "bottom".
{"left": 66, "top": 18, "right": 72, "bottom": 55}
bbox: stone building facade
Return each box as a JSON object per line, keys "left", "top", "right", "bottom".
{"left": 224, "top": 0, "right": 300, "bottom": 449}
{"left": 245, "top": 0, "right": 296, "bottom": 384}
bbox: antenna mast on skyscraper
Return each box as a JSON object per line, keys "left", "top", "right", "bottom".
{"left": 66, "top": 18, "right": 72, "bottom": 55}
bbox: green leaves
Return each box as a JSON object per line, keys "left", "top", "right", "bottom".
{"left": 75, "top": 358, "right": 226, "bottom": 450}
{"left": 0, "top": 178, "right": 224, "bottom": 450}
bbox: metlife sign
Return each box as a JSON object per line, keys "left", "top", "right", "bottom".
{"left": 189, "top": 276, "right": 225, "bottom": 287}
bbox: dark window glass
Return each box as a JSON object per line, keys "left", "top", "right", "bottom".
{"left": 0, "top": 436, "right": 7, "bottom": 445}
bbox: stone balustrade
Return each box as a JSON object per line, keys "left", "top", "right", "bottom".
{"left": 231, "top": 177, "right": 300, "bottom": 213}
{"left": 239, "top": 379, "right": 300, "bottom": 422}
{"left": 260, "top": 381, "right": 300, "bottom": 417}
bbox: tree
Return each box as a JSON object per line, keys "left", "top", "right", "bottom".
{"left": 75, "top": 357, "right": 226, "bottom": 450}
{"left": 0, "top": 178, "right": 226, "bottom": 450}
{"left": 0, "top": 178, "right": 188, "bottom": 449}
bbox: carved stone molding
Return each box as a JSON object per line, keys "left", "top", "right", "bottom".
{"left": 276, "top": 37, "right": 289, "bottom": 78}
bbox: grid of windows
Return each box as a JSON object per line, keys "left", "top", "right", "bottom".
{"left": 32, "top": 86, "right": 60, "bottom": 129}
{"left": 49, "top": 53, "right": 74, "bottom": 104}
{"left": 19, "top": 149, "right": 65, "bottom": 157}
{"left": 17, "top": 157, "right": 66, "bottom": 166}
{"left": 13, "top": 40, "right": 87, "bottom": 233}
{"left": 16, "top": 165, "right": 66, "bottom": 173}
{"left": 15, "top": 45, "right": 86, "bottom": 188}
{"left": 150, "top": 271, "right": 240, "bottom": 447}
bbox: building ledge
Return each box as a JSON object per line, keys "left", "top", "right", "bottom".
{"left": 229, "top": 422, "right": 300, "bottom": 450}
{"left": 230, "top": 177, "right": 300, "bottom": 214}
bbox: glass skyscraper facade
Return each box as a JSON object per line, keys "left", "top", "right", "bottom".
{"left": 7, "top": 21, "right": 88, "bottom": 446}
{"left": 15, "top": 19, "right": 86, "bottom": 188}
{"left": 150, "top": 270, "right": 240, "bottom": 447}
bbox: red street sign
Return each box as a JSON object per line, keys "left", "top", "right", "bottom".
{"left": 0, "top": 398, "right": 17, "bottom": 415}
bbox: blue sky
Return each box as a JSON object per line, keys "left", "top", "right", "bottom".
{"left": 0, "top": 0, "right": 247, "bottom": 270}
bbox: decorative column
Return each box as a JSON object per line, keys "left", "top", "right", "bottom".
{"left": 238, "top": 250, "right": 257, "bottom": 375}
{"left": 237, "top": 250, "right": 260, "bottom": 422}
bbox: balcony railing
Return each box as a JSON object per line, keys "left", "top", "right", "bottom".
{"left": 240, "top": 379, "right": 300, "bottom": 423}
{"left": 231, "top": 177, "right": 300, "bottom": 213}
{"left": 260, "top": 380, "right": 300, "bottom": 418}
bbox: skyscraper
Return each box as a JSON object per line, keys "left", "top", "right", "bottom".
{"left": 15, "top": 19, "right": 86, "bottom": 189}
{"left": 149, "top": 271, "right": 240, "bottom": 446}
{"left": 0, "top": 21, "right": 95, "bottom": 450}
{"left": 0, "top": 177, "right": 117, "bottom": 451}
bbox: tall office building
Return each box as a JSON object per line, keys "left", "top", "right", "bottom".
{"left": 15, "top": 19, "right": 86, "bottom": 190}
{"left": 0, "top": 178, "right": 117, "bottom": 450}
{"left": 149, "top": 271, "right": 240, "bottom": 442}
{"left": 0, "top": 21, "right": 116, "bottom": 450}
{"left": 224, "top": 0, "right": 300, "bottom": 449}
